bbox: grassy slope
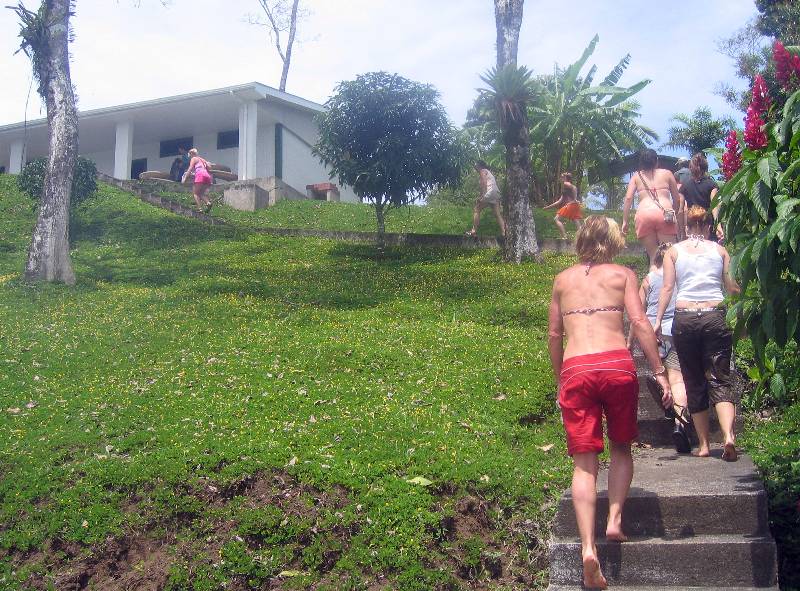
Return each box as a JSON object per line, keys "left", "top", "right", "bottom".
{"left": 151, "top": 185, "right": 622, "bottom": 241}
{"left": 2, "top": 178, "right": 796, "bottom": 590}
{"left": 0, "top": 177, "right": 574, "bottom": 590}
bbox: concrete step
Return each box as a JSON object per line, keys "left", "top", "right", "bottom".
{"left": 549, "top": 585, "right": 779, "bottom": 590}
{"left": 553, "top": 447, "right": 769, "bottom": 538}
{"left": 548, "top": 533, "right": 777, "bottom": 588}
{"left": 636, "top": 414, "right": 744, "bottom": 447}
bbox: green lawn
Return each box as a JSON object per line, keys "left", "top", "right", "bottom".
{"left": 0, "top": 177, "right": 574, "bottom": 590}
{"left": 148, "top": 184, "right": 620, "bottom": 241}
{"left": 2, "top": 176, "right": 796, "bottom": 590}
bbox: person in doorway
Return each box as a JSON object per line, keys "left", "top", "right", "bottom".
{"left": 655, "top": 206, "right": 740, "bottom": 461}
{"left": 621, "top": 149, "right": 685, "bottom": 261}
{"left": 184, "top": 148, "right": 214, "bottom": 212}
{"left": 679, "top": 152, "right": 722, "bottom": 241}
{"left": 543, "top": 172, "right": 583, "bottom": 239}
{"left": 628, "top": 242, "right": 691, "bottom": 453}
{"left": 465, "top": 160, "right": 506, "bottom": 237}
{"left": 549, "top": 216, "right": 671, "bottom": 590}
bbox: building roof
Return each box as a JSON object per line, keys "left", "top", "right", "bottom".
{"left": 0, "top": 82, "right": 324, "bottom": 134}
{"left": 588, "top": 152, "right": 681, "bottom": 183}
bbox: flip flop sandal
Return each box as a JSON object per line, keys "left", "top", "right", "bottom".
{"left": 645, "top": 375, "right": 692, "bottom": 428}
{"left": 672, "top": 422, "right": 692, "bottom": 454}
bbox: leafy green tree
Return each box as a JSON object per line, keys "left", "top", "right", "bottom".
{"left": 527, "top": 35, "right": 656, "bottom": 204}
{"left": 665, "top": 107, "right": 737, "bottom": 155}
{"left": 718, "top": 89, "right": 800, "bottom": 400}
{"left": 314, "top": 72, "right": 467, "bottom": 252}
{"left": 479, "top": 65, "right": 540, "bottom": 262}
{"left": 755, "top": 0, "right": 800, "bottom": 44}
{"left": 715, "top": 21, "right": 774, "bottom": 112}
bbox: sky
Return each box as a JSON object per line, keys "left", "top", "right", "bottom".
{"left": 1, "top": 0, "right": 759, "bottom": 155}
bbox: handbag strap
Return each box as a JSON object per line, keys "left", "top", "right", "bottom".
{"left": 637, "top": 171, "right": 667, "bottom": 212}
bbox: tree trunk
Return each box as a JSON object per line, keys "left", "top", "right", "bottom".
{"left": 24, "top": 0, "right": 77, "bottom": 285}
{"left": 278, "top": 0, "right": 300, "bottom": 91}
{"left": 503, "top": 119, "right": 540, "bottom": 263}
{"left": 374, "top": 201, "right": 386, "bottom": 257}
{"left": 494, "top": 0, "right": 524, "bottom": 69}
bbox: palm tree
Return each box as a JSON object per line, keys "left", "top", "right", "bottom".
{"left": 527, "top": 35, "right": 657, "bottom": 204}
{"left": 479, "top": 65, "right": 540, "bottom": 263}
{"left": 665, "top": 107, "right": 737, "bottom": 155}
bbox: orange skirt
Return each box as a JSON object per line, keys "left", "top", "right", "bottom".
{"left": 557, "top": 201, "right": 582, "bottom": 220}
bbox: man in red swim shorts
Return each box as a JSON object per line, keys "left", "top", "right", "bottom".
{"left": 548, "top": 216, "right": 671, "bottom": 590}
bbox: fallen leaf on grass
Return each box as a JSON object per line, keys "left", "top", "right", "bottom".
{"left": 406, "top": 476, "right": 433, "bottom": 487}
{"left": 278, "top": 570, "right": 309, "bottom": 577}
{"left": 6, "top": 408, "right": 21, "bottom": 414}
{"left": 287, "top": 456, "right": 298, "bottom": 466}
{"left": 537, "top": 444, "right": 555, "bottom": 452}
{"left": 493, "top": 394, "right": 507, "bottom": 401}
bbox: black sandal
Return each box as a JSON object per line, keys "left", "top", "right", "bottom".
{"left": 672, "top": 421, "right": 692, "bottom": 454}
{"left": 646, "top": 374, "right": 693, "bottom": 452}
{"left": 646, "top": 375, "right": 694, "bottom": 427}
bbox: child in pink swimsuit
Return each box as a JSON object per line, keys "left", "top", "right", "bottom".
{"left": 186, "top": 148, "right": 213, "bottom": 212}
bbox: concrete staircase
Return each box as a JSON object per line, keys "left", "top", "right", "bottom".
{"left": 547, "top": 354, "right": 779, "bottom": 590}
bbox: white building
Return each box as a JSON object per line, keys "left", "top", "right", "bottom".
{"left": 0, "top": 82, "right": 358, "bottom": 202}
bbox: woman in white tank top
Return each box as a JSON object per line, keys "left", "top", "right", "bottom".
{"left": 654, "top": 206, "right": 740, "bottom": 460}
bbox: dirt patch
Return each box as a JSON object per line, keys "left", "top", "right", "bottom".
{"left": 8, "top": 473, "right": 550, "bottom": 590}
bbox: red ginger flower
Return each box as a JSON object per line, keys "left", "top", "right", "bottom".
{"left": 774, "top": 40, "right": 800, "bottom": 91}
{"left": 750, "top": 74, "right": 772, "bottom": 115}
{"left": 744, "top": 107, "right": 768, "bottom": 151}
{"left": 722, "top": 130, "right": 742, "bottom": 180}
{"left": 743, "top": 75, "right": 771, "bottom": 151}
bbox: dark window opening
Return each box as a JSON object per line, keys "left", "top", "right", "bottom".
{"left": 159, "top": 137, "right": 193, "bottom": 158}
{"left": 131, "top": 158, "right": 148, "bottom": 180}
{"left": 217, "top": 130, "right": 239, "bottom": 150}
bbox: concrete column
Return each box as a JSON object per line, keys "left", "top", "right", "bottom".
{"left": 113, "top": 121, "right": 134, "bottom": 179}
{"left": 237, "top": 101, "right": 258, "bottom": 180}
{"left": 9, "top": 140, "right": 25, "bottom": 174}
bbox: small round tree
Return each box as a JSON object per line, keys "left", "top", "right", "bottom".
{"left": 314, "top": 72, "right": 467, "bottom": 251}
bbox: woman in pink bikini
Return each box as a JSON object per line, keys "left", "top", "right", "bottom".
{"left": 185, "top": 148, "right": 214, "bottom": 212}
{"left": 621, "top": 149, "right": 684, "bottom": 262}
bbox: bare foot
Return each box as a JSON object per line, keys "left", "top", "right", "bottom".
{"left": 722, "top": 441, "right": 738, "bottom": 462}
{"left": 692, "top": 447, "right": 711, "bottom": 458}
{"left": 582, "top": 554, "right": 608, "bottom": 589}
{"left": 605, "top": 526, "right": 628, "bottom": 542}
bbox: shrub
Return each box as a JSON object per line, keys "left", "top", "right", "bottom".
{"left": 17, "top": 157, "right": 98, "bottom": 207}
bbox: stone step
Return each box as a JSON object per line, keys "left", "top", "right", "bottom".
{"left": 636, "top": 414, "right": 744, "bottom": 447}
{"left": 552, "top": 448, "right": 769, "bottom": 538}
{"left": 548, "top": 585, "right": 779, "bottom": 590}
{"left": 548, "top": 533, "right": 777, "bottom": 588}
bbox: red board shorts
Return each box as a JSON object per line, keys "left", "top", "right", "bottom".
{"left": 558, "top": 349, "right": 638, "bottom": 455}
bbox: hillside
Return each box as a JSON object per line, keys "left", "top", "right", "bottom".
{"left": 0, "top": 177, "right": 573, "bottom": 590}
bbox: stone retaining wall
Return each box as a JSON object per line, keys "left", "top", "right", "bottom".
{"left": 98, "top": 174, "right": 644, "bottom": 254}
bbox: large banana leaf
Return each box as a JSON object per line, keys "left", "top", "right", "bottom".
{"left": 561, "top": 34, "right": 599, "bottom": 97}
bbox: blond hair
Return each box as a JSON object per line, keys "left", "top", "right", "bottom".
{"left": 686, "top": 205, "right": 711, "bottom": 229}
{"left": 188, "top": 148, "right": 198, "bottom": 157}
{"left": 575, "top": 216, "right": 625, "bottom": 264}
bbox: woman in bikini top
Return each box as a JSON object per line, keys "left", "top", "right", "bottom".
{"left": 621, "top": 149, "right": 684, "bottom": 262}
